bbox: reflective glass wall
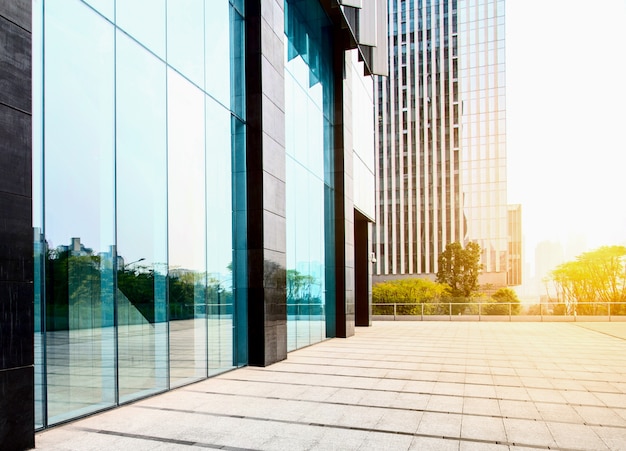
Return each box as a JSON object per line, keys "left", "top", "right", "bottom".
{"left": 33, "top": 0, "right": 246, "bottom": 428}
{"left": 284, "top": 0, "right": 334, "bottom": 351}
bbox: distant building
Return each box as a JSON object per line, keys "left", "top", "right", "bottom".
{"left": 535, "top": 240, "right": 565, "bottom": 294}
{"left": 508, "top": 204, "right": 522, "bottom": 286}
{"left": 373, "top": 0, "right": 509, "bottom": 288}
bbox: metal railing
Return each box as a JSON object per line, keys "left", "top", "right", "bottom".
{"left": 372, "top": 302, "right": 626, "bottom": 321}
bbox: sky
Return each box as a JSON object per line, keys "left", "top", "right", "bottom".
{"left": 505, "top": 0, "right": 626, "bottom": 276}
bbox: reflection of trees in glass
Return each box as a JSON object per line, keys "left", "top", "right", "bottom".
{"left": 287, "top": 269, "right": 322, "bottom": 315}
{"left": 46, "top": 238, "right": 236, "bottom": 327}
{"left": 45, "top": 240, "right": 114, "bottom": 331}
{"left": 206, "top": 274, "right": 233, "bottom": 317}
{"left": 117, "top": 264, "right": 161, "bottom": 323}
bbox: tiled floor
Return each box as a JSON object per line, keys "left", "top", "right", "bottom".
{"left": 36, "top": 322, "right": 626, "bottom": 450}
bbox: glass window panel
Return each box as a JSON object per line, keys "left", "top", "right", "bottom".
{"left": 231, "top": 116, "right": 248, "bottom": 367}
{"left": 116, "top": 31, "right": 168, "bottom": 402}
{"left": 83, "top": 0, "right": 114, "bottom": 21}
{"left": 43, "top": 0, "right": 115, "bottom": 424}
{"left": 230, "top": 5, "right": 246, "bottom": 119}
{"left": 167, "top": 0, "right": 204, "bottom": 87}
{"left": 206, "top": 97, "right": 235, "bottom": 375}
{"left": 33, "top": 0, "right": 44, "bottom": 430}
{"left": 116, "top": 0, "right": 166, "bottom": 59}
{"left": 167, "top": 69, "right": 207, "bottom": 387}
{"left": 205, "top": 0, "right": 230, "bottom": 107}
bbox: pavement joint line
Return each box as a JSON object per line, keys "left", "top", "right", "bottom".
{"left": 69, "top": 426, "right": 255, "bottom": 450}
{"left": 290, "top": 350, "right": 626, "bottom": 371}
{"left": 131, "top": 404, "right": 576, "bottom": 451}
{"left": 290, "top": 346, "right": 626, "bottom": 364}
{"left": 290, "top": 349, "right": 626, "bottom": 366}
{"left": 225, "top": 367, "right": 626, "bottom": 400}
{"left": 573, "top": 323, "right": 626, "bottom": 342}
{"left": 281, "top": 358, "right": 625, "bottom": 385}
{"left": 179, "top": 388, "right": 626, "bottom": 430}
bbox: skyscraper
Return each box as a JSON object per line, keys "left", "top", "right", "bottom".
{"left": 373, "top": 0, "right": 508, "bottom": 286}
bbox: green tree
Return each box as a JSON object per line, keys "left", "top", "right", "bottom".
{"left": 550, "top": 245, "right": 626, "bottom": 315}
{"left": 436, "top": 242, "right": 482, "bottom": 299}
{"left": 372, "top": 278, "right": 446, "bottom": 315}
{"left": 484, "top": 287, "right": 520, "bottom": 315}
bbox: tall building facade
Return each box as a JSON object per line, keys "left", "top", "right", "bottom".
{"left": 508, "top": 204, "right": 522, "bottom": 286}
{"left": 0, "top": 0, "right": 386, "bottom": 448}
{"left": 373, "top": 0, "right": 508, "bottom": 285}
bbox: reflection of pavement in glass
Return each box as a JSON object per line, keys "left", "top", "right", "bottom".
{"left": 287, "top": 319, "right": 325, "bottom": 352}
{"left": 40, "top": 318, "right": 234, "bottom": 426}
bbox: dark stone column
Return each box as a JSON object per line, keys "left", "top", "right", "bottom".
{"left": 0, "top": 1, "right": 34, "bottom": 449}
{"left": 332, "top": 49, "right": 355, "bottom": 338}
{"left": 354, "top": 212, "right": 371, "bottom": 326}
{"left": 245, "top": 0, "right": 288, "bottom": 366}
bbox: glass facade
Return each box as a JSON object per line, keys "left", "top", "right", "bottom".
{"left": 458, "top": 0, "right": 508, "bottom": 274}
{"left": 33, "top": 0, "right": 246, "bottom": 428}
{"left": 284, "top": 0, "right": 335, "bottom": 351}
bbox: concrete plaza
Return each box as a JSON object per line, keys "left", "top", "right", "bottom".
{"left": 36, "top": 322, "right": 626, "bottom": 450}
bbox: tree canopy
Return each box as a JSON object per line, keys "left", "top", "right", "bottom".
{"left": 549, "top": 245, "right": 626, "bottom": 313}
{"left": 484, "top": 287, "right": 521, "bottom": 315}
{"left": 436, "top": 242, "right": 482, "bottom": 298}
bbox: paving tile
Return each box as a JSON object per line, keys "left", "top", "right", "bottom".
{"left": 464, "top": 383, "right": 497, "bottom": 398}
{"left": 526, "top": 387, "right": 567, "bottom": 403}
{"left": 459, "top": 441, "right": 509, "bottom": 451}
{"left": 355, "top": 431, "right": 415, "bottom": 450}
{"left": 494, "top": 385, "right": 530, "bottom": 402}
{"left": 389, "top": 392, "right": 431, "bottom": 410}
{"left": 535, "top": 402, "right": 585, "bottom": 423}
{"left": 592, "top": 425, "right": 626, "bottom": 451}
{"left": 426, "top": 394, "right": 464, "bottom": 413}
{"left": 408, "top": 435, "right": 459, "bottom": 450}
{"left": 498, "top": 399, "right": 541, "bottom": 420}
{"left": 375, "top": 409, "right": 422, "bottom": 434}
{"left": 432, "top": 381, "right": 465, "bottom": 396}
{"left": 560, "top": 389, "right": 604, "bottom": 406}
{"left": 460, "top": 414, "right": 506, "bottom": 442}
{"left": 503, "top": 418, "right": 556, "bottom": 448}
{"left": 546, "top": 421, "right": 609, "bottom": 450}
{"left": 595, "top": 391, "right": 626, "bottom": 407}
{"left": 574, "top": 405, "right": 626, "bottom": 427}
{"left": 462, "top": 397, "right": 500, "bottom": 416}
{"left": 417, "top": 411, "right": 462, "bottom": 438}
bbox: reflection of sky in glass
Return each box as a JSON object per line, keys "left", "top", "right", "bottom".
{"left": 205, "top": 0, "right": 231, "bottom": 108}
{"left": 206, "top": 98, "right": 234, "bottom": 288}
{"left": 42, "top": 0, "right": 235, "bottom": 277}
{"left": 83, "top": 0, "right": 114, "bottom": 21}
{"left": 168, "top": 69, "right": 206, "bottom": 273}
{"left": 116, "top": 30, "right": 167, "bottom": 270}
{"left": 167, "top": 0, "right": 204, "bottom": 87}
{"left": 117, "top": 0, "right": 166, "bottom": 59}
{"left": 44, "top": 0, "right": 114, "bottom": 253}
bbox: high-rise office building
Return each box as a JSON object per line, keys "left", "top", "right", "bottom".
{"left": 373, "top": 0, "right": 508, "bottom": 286}
{"left": 0, "top": 1, "right": 386, "bottom": 448}
{"left": 508, "top": 204, "right": 522, "bottom": 286}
